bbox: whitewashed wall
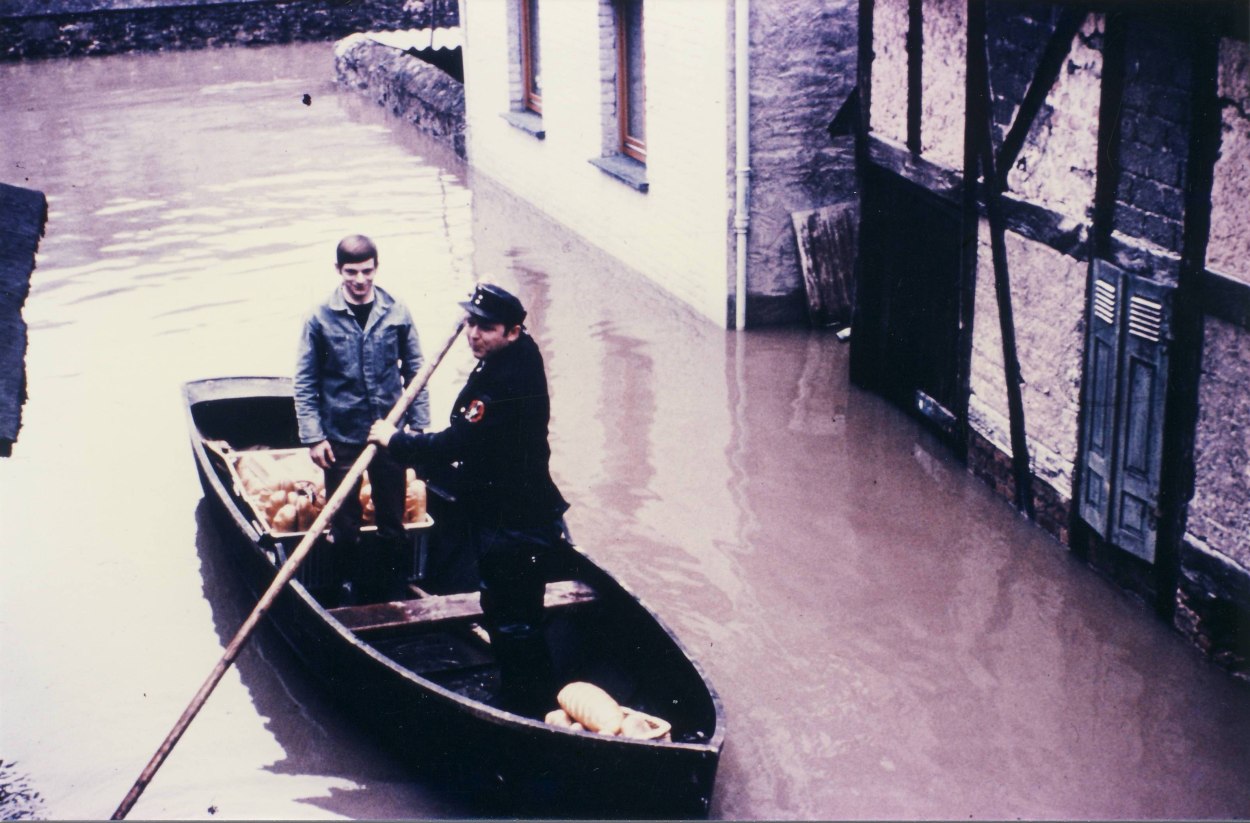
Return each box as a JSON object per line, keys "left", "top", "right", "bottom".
{"left": 460, "top": 0, "right": 732, "bottom": 325}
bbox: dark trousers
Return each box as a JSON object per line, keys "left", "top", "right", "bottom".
{"left": 473, "top": 518, "right": 567, "bottom": 713}
{"left": 324, "top": 440, "right": 406, "bottom": 587}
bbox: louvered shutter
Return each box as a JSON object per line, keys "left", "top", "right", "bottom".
{"left": 1078, "top": 259, "right": 1122, "bottom": 538}
{"left": 1109, "top": 274, "right": 1172, "bottom": 562}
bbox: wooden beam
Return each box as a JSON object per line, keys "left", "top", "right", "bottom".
{"left": 1090, "top": 9, "right": 1127, "bottom": 260}
{"left": 906, "top": 0, "right": 923, "bottom": 153}
{"left": 1154, "top": 7, "right": 1221, "bottom": 616}
{"left": 995, "top": 7, "right": 1088, "bottom": 184}
{"left": 867, "top": 137, "right": 964, "bottom": 199}
{"left": 968, "top": 0, "right": 1034, "bottom": 517}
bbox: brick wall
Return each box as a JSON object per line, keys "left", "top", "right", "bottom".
{"left": 1112, "top": 13, "right": 1194, "bottom": 261}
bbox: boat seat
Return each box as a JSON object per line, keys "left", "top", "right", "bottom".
{"left": 329, "top": 579, "right": 597, "bottom": 635}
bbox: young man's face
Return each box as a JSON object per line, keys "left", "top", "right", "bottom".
{"left": 465, "top": 316, "right": 521, "bottom": 360}
{"left": 338, "top": 257, "right": 377, "bottom": 304}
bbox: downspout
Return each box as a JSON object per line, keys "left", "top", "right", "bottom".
{"left": 734, "top": 0, "right": 751, "bottom": 331}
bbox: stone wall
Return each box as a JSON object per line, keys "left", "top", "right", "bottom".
{"left": 744, "top": 0, "right": 859, "bottom": 325}
{"left": 333, "top": 33, "right": 464, "bottom": 157}
{"left": 0, "top": 0, "right": 458, "bottom": 60}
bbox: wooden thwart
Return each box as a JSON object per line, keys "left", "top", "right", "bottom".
{"left": 329, "top": 580, "right": 597, "bottom": 634}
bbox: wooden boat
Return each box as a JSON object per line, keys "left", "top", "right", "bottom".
{"left": 183, "top": 376, "right": 724, "bottom": 818}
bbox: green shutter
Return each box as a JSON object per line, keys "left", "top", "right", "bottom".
{"left": 1077, "top": 258, "right": 1173, "bottom": 562}
{"left": 1109, "top": 274, "right": 1172, "bottom": 562}
{"left": 1079, "top": 259, "right": 1122, "bottom": 539}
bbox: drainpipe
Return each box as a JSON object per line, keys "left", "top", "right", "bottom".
{"left": 734, "top": 0, "right": 751, "bottom": 331}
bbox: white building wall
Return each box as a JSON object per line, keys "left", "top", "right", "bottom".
{"left": 461, "top": 0, "right": 732, "bottom": 325}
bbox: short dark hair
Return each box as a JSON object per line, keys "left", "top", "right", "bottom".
{"left": 336, "top": 234, "right": 378, "bottom": 267}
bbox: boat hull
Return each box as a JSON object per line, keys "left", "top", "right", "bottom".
{"left": 185, "top": 377, "right": 723, "bottom": 818}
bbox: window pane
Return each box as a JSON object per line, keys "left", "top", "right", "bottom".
{"left": 527, "top": 0, "right": 542, "bottom": 98}
{"left": 624, "top": 0, "right": 644, "bottom": 141}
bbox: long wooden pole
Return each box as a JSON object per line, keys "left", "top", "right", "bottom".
{"left": 112, "top": 314, "right": 467, "bottom": 820}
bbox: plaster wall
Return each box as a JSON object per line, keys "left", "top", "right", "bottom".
{"left": 746, "top": 0, "right": 859, "bottom": 315}
{"left": 870, "top": 0, "right": 909, "bottom": 146}
{"left": 1005, "top": 13, "right": 1102, "bottom": 225}
{"left": 919, "top": 0, "right": 965, "bottom": 169}
{"left": 461, "top": 0, "right": 730, "bottom": 325}
{"left": 1189, "top": 316, "right": 1250, "bottom": 568}
{"left": 967, "top": 224, "right": 1085, "bottom": 497}
{"left": 1207, "top": 37, "right": 1250, "bottom": 285}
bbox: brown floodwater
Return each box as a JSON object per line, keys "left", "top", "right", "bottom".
{"left": 1, "top": 41, "right": 1247, "bottom": 821}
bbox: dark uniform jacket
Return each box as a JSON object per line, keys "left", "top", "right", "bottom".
{"left": 387, "top": 332, "right": 568, "bottom": 528}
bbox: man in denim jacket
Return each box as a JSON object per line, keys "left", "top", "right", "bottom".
{"left": 294, "top": 234, "right": 430, "bottom": 604}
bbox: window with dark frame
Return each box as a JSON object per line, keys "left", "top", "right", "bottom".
{"left": 617, "top": 0, "right": 645, "bottom": 162}
{"left": 522, "top": 0, "right": 542, "bottom": 114}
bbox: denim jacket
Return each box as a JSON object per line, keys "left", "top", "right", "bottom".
{"left": 294, "top": 285, "right": 430, "bottom": 445}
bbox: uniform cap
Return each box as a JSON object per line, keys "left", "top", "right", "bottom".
{"left": 460, "top": 283, "right": 527, "bottom": 326}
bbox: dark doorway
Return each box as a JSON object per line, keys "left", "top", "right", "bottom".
{"left": 851, "top": 166, "right": 965, "bottom": 444}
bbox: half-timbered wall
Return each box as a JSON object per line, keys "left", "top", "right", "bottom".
{"left": 1189, "top": 35, "right": 1250, "bottom": 571}
{"left": 857, "top": 0, "right": 1250, "bottom": 677}
{"left": 967, "top": 11, "right": 1101, "bottom": 514}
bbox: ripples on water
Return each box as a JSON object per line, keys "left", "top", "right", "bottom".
{"left": 2, "top": 41, "right": 1249, "bottom": 822}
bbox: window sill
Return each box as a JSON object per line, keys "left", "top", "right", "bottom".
{"left": 501, "top": 110, "right": 545, "bottom": 139}
{"left": 589, "top": 154, "right": 648, "bottom": 192}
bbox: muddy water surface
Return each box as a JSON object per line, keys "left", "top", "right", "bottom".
{"left": 1, "top": 42, "right": 1248, "bottom": 821}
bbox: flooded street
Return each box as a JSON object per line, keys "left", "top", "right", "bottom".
{"left": 2, "top": 42, "right": 1249, "bottom": 820}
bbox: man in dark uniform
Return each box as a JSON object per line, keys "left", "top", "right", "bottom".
{"left": 368, "top": 283, "right": 569, "bottom": 713}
